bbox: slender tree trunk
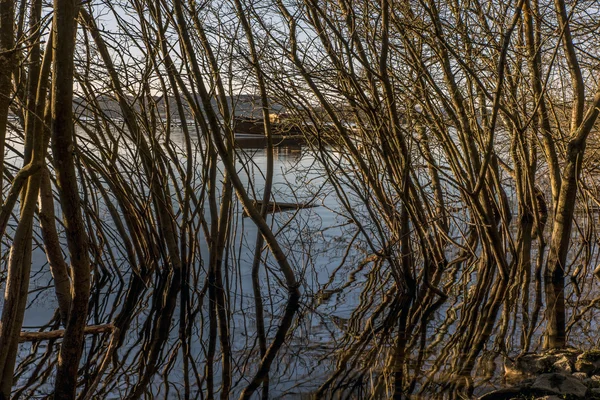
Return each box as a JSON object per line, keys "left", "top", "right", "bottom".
{"left": 544, "top": 147, "right": 582, "bottom": 348}
{"left": 0, "top": 0, "right": 14, "bottom": 197}
{"left": 523, "top": 0, "right": 561, "bottom": 208}
{"left": 39, "top": 167, "right": 72, "bottom": 325}
{"left": 51, "top": 0, "right": 91, "bottom": 398}
{"left": 0, "top": 2, "right": 49, "bottom": 396}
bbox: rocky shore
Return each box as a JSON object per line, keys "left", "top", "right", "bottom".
{"left": 480, "top": 348, "right": 600, "bottom": 399}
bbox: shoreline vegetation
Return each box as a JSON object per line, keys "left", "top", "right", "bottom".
{"left": 3, "top": 0, "right": 600, "bottom": 399}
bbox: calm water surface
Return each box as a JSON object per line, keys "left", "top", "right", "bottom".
{"left": 4, "top": 128, "right": 600, "bottom": 399}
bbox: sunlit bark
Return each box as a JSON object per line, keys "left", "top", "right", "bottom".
{"left": 0, "top": 0, "right": 50, "bottom": 396}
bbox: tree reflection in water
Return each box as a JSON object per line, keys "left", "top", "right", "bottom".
{"left": 6, "top": 141, "right": 600, "bottom": 399}
{"left": 4, "top": 0, "right": 600, "bottom": 399}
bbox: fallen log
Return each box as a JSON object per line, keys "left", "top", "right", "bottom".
{"left": 243, "top": 200, "right": 316, "bottom": 217}
{"left": 19, "top": 323, "right": 115, "bottom": 342}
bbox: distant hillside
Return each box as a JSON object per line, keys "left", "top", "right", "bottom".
{"left": 72, "top": 94, "right": 285, "bottom": 122}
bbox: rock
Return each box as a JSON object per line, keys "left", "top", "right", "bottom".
{"left": 531, "top": 373, "right": 588, "bottom": 398}
{"left": 588, "top": 350, "right": 600, "bottom": 362}
{"left": 552, "top": 355, "right": 573, "bottom": 373}
{"left": 536, "top": 354, "right": 560, "bottom": 373}
{"left": 479, "top": 378, "right": 536, "bottom": 399}
{"left": 505, "top": 354, "right": 558, "bottom": 380}
{"left": 576, "top": 359, "right": 595, "bottom": 374}
{"left": 575, "top": 351, "right": 600, "bottom": 374}
{"left": 479, "top": 387, "right": 529, "bottom": 400}
{"left": 503, "top": 361, "right": 526, "bottom": 383}
{"left": 573, "top": 372, "right": 588, "bottom": 380}
{"left": 505, "top": 350, "right": 581, "bottom": 380}
{"left": 589, "top": 375, "right": 600, "bottom": 388}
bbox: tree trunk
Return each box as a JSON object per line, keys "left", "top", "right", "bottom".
{"left": 544, "top": 145, "right": 582, "bottom": 348}
{"left": 39, "top": 167, "right": 73, "bottom": 326}
{"left": 0, "top": 1, "right": 49, "bottom": 395}
{"left": 51, "top": 0, "right": 91, "bottom": 398}
{"left": 0, "top": 0, "right": 14, "bottom": 198}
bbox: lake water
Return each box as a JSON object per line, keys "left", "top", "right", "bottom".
{"left": 3, "top": 127, "right": 600, "bottom": 399}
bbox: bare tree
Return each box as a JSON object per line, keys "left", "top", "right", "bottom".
{"left": 2, "top": 0, "right": 600, "bottom": 398}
